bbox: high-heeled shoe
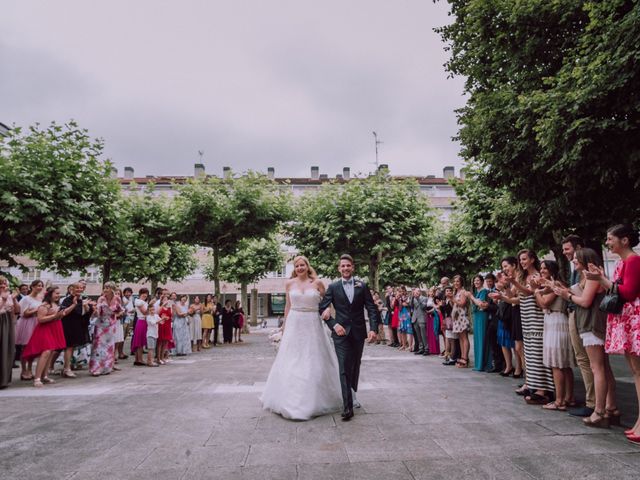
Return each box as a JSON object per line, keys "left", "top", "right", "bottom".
{"left": 500, "top": 368, "right": 514, "bottom": 377}
{"left": 512, "top": 371, "right": 523, "bottom": 379}
{"left": 583, "top": 410, "right": 610, "bottom": 429}
{"left": 625, "top": 429, "right": 637, "bottom": 436}
{"left": 606, "top": 408, "right": 622, "bottom": 426}
{"left": 627, "top": 434, "right": 640, "bottom": 445}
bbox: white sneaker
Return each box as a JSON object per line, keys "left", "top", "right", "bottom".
{"left": 352, "top": 389, "right": 361, "bottom": 408}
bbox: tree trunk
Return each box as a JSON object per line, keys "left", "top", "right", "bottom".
{"left": 102, "top": 260, "right": 112, "bottom": 286}
{"left": 213, "top": 245, "right": 221, "bottom": 296}
{"left": 150, "top": 280, "right": 158, "bottom": 295}
{"left": 369, "top": 252, "right": 381, "bottom": 292}
{"left": 250, "top": 288, "right": 258, "bottom": 327}
{"left": 241, "top": 283, "right": 250, "bottom": 333}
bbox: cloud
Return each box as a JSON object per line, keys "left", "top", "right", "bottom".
{"left": 0, "top": 0, "right": 466, "bottom": 178}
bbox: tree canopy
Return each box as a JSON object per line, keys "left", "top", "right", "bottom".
{"left": 0, "top": 121, "right": 121, "bottom": 273}
{"left": 288, "top": 174, "right": 435, "bottom": 291}
{"left": 437, "top": 0, "right": 640, "bottom": 257}
{"left": 175, "top": 172, "right": 291, "bottom": 294}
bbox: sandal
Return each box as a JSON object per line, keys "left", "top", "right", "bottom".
{"left": 583, "top": 410, "right": 610, "bottom": 429}
{"left": 542, "top": 401, "right": 567, "bottom": 411}
{"left": 20, "top": 374, "right": 34, "bottom": 381}
{"left": 606, "top": 408, "right": 622, "bottom": 426}
{"left": 33, "top": 378, "right": 43, "bottom": 388}
{"left": 41, "top": 377, "right": 55, "bottom": 384}
{"left": 515, "top": 386, "right": 531, "bottom": 396}
{"left": 456, "top": 358, "right": 468, "bottom": 368}
{"left": 525, "top": 393, "right": 550, "bottom": 405}
{"left": 61, "top": 369, "right": 77, "bottom": 378}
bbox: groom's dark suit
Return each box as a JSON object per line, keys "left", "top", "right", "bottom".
{"left": 319, "top": 278, "right": 380, "bottom": 413}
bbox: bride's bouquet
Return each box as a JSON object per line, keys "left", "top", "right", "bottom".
{"left": 268, "top": 327, "right": 283, "bottom": 350}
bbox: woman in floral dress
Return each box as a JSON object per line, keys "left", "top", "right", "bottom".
{"left": 89, "top": 282, "right": 122, "bottom": 376}
{"left": 452, "top": 275, "right": 470, "bottom": 367}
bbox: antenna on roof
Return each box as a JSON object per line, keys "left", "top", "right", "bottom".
{"left": 372, "top": 131, "right": 383, "bottom": 169}
{"left": 197, "top": 150, "right": 204, "bottom": 162}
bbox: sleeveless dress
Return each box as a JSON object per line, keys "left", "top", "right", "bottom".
{"left": 189, "top": 305, "right": 203, "bottom": 341}
{"left": 173, "top": 303, "right": 192, "bottom": 354}
{"left": 260, "top": 289, "right": 342, "bottom": 420}
{"left": 606, "top": 259, "right": 640, "bottom": 356}
{"left": 520, "top": 294, "right": 555, "bottom": 392}
{"left": 22, "top": 304, "right": 67, "bottom": 361}
{"left": 542, "top": 295, "right": 574, "bottom": 368}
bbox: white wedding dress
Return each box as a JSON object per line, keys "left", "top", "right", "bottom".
{"left": 260, "top": 288, "right": 343, "bottom": 420}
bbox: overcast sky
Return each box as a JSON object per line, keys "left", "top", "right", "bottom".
{"left": 1, "top": 0, "right": 466, "bottom": 179}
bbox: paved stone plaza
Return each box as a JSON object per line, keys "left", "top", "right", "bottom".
{"left": 1, "top": 328, "right": 639, "bottom": 480}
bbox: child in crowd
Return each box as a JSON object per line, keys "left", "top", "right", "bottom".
{"left": 145, "top": 303, "right": 160, "bottom": 367}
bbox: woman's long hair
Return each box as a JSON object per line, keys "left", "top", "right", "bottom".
{"left": 517, "top": 249, "right": 540, "bottom": 283}
{"left": 290, "top": 255, "right": 318, "bottom": 280}
{"left": 43, "top": 286, "right": 59, "bottom": 305}
{"left": 575, "top": 248, "right": 603, "bottom": 288}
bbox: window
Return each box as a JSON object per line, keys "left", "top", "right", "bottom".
{"left": 22, "top": 268, "right": 41, "bottom": 282}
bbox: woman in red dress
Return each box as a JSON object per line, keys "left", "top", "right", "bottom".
{"left": 23, "top": 286, "right": 76, "bottom": 387}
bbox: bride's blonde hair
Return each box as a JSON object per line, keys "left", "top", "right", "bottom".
{"left": 290, "top": 255, "right": 318, "bottom": 280}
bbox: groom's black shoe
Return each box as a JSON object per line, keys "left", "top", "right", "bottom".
{"left": 414, "top": 349, "right": 424, "bottom": 355}
{"left": 341, "top": 408, "right": 354, "bottom": 421}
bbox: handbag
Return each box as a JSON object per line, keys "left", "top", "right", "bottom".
{"left": 599, "top": 280, "right": 624, "bottom": 314}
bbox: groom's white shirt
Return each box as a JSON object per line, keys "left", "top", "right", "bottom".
{"left": 341, "top": 276, "right": 354, "bottom": 303}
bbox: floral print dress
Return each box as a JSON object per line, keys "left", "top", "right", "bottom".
{"left": 89, "top": 295, "right": 122, "bottom": 375}
{"left": 452, "top": 291, "right": 470, "bottom": 333}
{"left": 606, "top": 259, "right": 640, "bottom": 356}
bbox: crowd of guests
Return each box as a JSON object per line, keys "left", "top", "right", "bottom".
{"left": 374, "top": 225, "right": 640, "bottom": 446}
{"left": 0, "top": 281, "right": 246, "bottom": 388}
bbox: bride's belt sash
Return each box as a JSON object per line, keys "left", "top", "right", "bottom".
{"left": 290, "top": 307, "right": 319, "bottom": 313}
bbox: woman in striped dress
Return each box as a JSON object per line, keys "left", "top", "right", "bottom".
{"left": 510, "top": 249, "right": 555, "bottom": 404}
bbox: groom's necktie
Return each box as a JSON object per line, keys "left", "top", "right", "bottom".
{"left": 342, "top": 279, "right": 354, "bottom": 303}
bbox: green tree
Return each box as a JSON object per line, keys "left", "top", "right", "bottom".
{"left": 437, "top": 0, "right": 640, "bottom": 268}
{"left": 175, "top": 172, "right": 291, "bottom": 295}
{"left": 208, "top": 235, "right": 283, "bottom": 325}
{"left": 106, "top": 189, "right": 197, "bottom": 289}
{"left": 0, "top": 121, "right": 121, "bottom": 272}
{"left": 288, "top": 174, "right": 435, "bottom": 291}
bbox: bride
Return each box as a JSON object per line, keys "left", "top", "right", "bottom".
{"left": 260, "top": 256, "right": 343, "bottom": 420}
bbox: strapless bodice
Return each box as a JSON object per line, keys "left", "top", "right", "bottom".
{"left": 289, "top": 289, "right": 321, "bottom": 312}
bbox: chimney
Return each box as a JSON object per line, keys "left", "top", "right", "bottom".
{"left": 223, "top": 166, "right": 231, "bottom": 179}
{"left": 267, "top": 167, "right": 275, "bottom": 179}
{"left": 124, "top": 166, "right": 134, "bottom": 179}
{"left": 310, "top": 166, "right": 319, "bottom": 180}
{"left": 378, "top": 164, "right": 389, "bottom": 174}
{"left": 110, "top": 167, "right": 118, "bottom": 179}
{"left": 459, "top": 167, "right": 467, "bottom": 180}
{"left": 336, "top": 174, "right": 343, "bottom": 180}
{"left": 342, "top": 167, "right": 350, "bottom": 180}
{"left": 443, "top": 166, "right": 455, "bottom": 179}
{"left": 194, "top": 163, "right": 205, "bottom": 177}
{"left": 319, "top": 174, "right": 328, "bottom": 180}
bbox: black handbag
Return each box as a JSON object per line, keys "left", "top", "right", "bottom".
{"left": 599, "top": 280, "right": 624, "bottom": 314}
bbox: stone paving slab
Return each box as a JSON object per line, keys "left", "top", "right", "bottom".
{"left": 1, "top": 329, "right": 639, "bottom": 479}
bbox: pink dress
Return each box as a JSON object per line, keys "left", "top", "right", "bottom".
{"left": 89, "top": 295, "right": 122, "bottom": 375}
{"left": 15, "top": 296, "right": 41, "bottom": 346}
{"left": 605, "top": 257, "right": 640, "bottom": 356}
{"left": 22, "top": 305, "right": 66, "bottom": 361}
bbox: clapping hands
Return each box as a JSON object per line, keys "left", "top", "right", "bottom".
{"left": 584, "top": 263, "right": 605, "bottom": 281}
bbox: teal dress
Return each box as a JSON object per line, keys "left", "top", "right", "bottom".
{"left": 472, "top": 289, "right": 490, "bottom": 371}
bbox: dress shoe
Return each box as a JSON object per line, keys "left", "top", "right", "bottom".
{"left": 568, "top": 406, "right": 594, "bottom": 417}
{"left": 626, "top": 434, "right": 640, "bottom": 445}
{"left": 414, "top": 349, "right": 424, "bottom": 355}
{"left": 422, "top": 351, "right": 430, "bottom": 356}
{"left": 341, "top": 409, "right": 354, "bottom": 421}
{"left": 487, "top": 367, "right": 502, "bottom": 373}
{"left": 442, "top": 359, "right": 457, "bottom": 366}
{"left": 500, "top": 368, "right": 514, "bottom": 377}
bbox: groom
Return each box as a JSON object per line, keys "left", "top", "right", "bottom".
{"left": 319, "top": 254, "right": 380, "bottom": 421}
